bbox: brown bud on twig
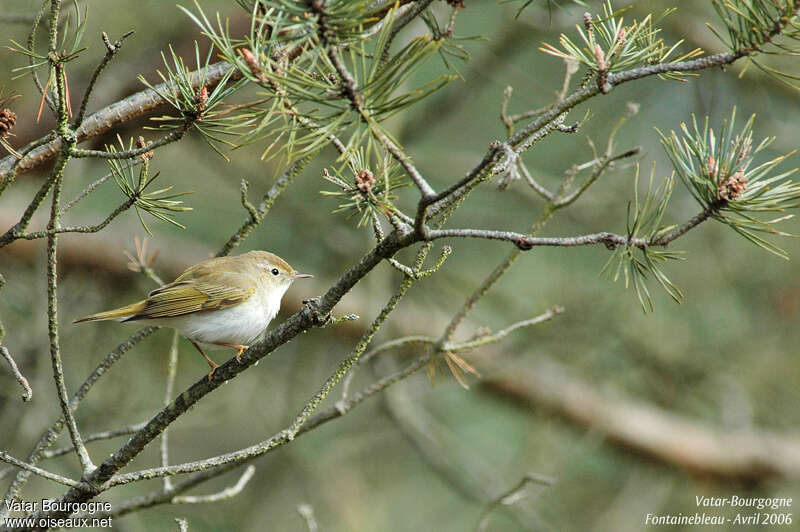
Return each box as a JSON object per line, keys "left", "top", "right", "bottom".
{"left": 718, "top": 170, "right": 748, "bottom": 200}
{"left": 355, "top": 169, "right": 375, "bottom": 194}
{"left": 615, "top": 27, "right": 627, "bottom": 47}
{"left": 735, "top": 136, "right": 752, "bottom": 163}
{"left": 594, "top": 45, "right": 611, "bottom": 93}
{"left": 195, "top": 85, "right": 208, "bottom": 113}
{"left": 707, "top": 155, "right": 719, "bottom": 180}
{"left": 136, "top": 136, "right": 154, "bottom": 161}
{"left": 0, "top": 109, "right": 17, "bottom": 138}
{"left": 594, "top": 44, "right": 608, "bottom": 71}
{"left": 240, "top": 48, "right": 268, "bottom": 84}
{"left": 583, "top": 12, "right": 593, "bottom": 32}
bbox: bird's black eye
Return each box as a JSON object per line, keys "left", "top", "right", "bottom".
{"left": 271, "top": 268, "right": 280, "bottom": 276}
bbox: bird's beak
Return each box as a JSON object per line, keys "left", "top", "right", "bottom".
{"left": 292, "top": 272, "right": 313, "bottom": 279}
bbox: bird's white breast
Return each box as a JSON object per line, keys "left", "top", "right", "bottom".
{"left": 155, "top": 284, "right": 288, "bottom": 346}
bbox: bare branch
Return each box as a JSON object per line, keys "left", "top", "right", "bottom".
{"left": 476, "top": 473, "right": 555, "bottom": 532}
{"left": 0, "top": 61, "right": 236, "bottom": 180}
{"left": 6, "top": 197, "right": 136, "bottom": 245}
{"left": 0, "top": 132, "right": 57, "bottom": 198}
{"left": 44, "top": 56, "right": 96, "bottom": 477}
{"left": 160, "top": 332, "right": 180, "bottom": 491}
{"left": 554, "top": 147, "right": 641, "bottom": 207}
{"left": 0, "top": 326, "right": 158, "bottom": 517}
{"left": 59, "top": 159, "right": 141, "bottom": 215}
{"left": 516, "top": 159, "right": 554, "bottom": 201}
{"left": 322, "top": 41, "right": 435, "bottom": 200}
{"left": 425, "top": 216, "right": 714, "bottom": 251}
{"left": 217, "top": 159, "right": 309, "bottom": 257}
{"left": 72, "top": 125, "right": 191, "bottom": 160}
{"left": 43, "top": 421, "right": 149, "bottom": 459}
{"left": 0, "top": 346, "right": 32, "bottom": 402}
{"left": 485, "top": 359, "right": 800, "bottom": 480}
{"left": 0, "top": 451, "right": 83, "bottom": 489}
{"left": 171, "top": 465, "right": 255, "bottom": 504}
{"left": 443, "top": 307, "right": 564, "bottom": 353}
{"left": 74, "top": 30, "right": 135, "bottom": 126}
{"left": 297, "top": 503, "right": 319, "bottom": 532}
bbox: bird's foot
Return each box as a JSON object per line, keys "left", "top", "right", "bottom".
{"left": 235, "top": 345, "right": 248, "bottom": 363}
{"left": 190, "top": 340, "right": 220, "bottom": 381}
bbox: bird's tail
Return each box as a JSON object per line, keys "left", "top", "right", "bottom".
{"left": 73, "top": 300, "right": 147, "bottom": 324}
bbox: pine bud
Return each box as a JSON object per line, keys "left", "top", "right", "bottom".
{"left": 355, "top": 169, "right": 375, "bottom": 193}
{"left": 0, "top": 108, "right": 17, "bottom": 138}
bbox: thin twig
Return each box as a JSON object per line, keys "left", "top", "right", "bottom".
{"left": 0, "top": 132, "right": 58, "bottom": 198}
{"left": 171, "top": 465, "right": 255, "bottom": 504}
{"left": 554, "top": 148, "right": 641, "bottom": 207}
{"left": 72, "top": 125, "right": 191, "bottom": 160}
{"left": 42, "top": 421, "right": 149, "bottom": 459}
{"left": 321, "top": 36, "right": 435, "bottom": 200}
{"left": 443, "top": 307, "right": 563, "bottom": 352}
{"left": 297, "top": 503, "right": 319, "bottom": 532}
{"left": 507, "top": 59, "right": 579, "bottom": 126}
{"left": 0, "top": 346, "right": 32, "bottom": 402}
{"left": 379, "top": 0, "right": 436, "bottom": 65}
{"left": 437, "top": 146, "right": 637, "bottom": 345}
{"left": 28, "top": 0, "right": 55, "bottom": 116}
{"left": 74, "top": 30, "right": 135, "bottom": 126}
{"left": 10, "top": 198, "right": 136, "bottom": 243}
{"left": 216, "top": 159, "right": 309, "bottom": 257}
{"left": 59, "top": 159, "right": 141, "bottom": 215}
{"left": 161, "top": 332, "right": 179, "bottom": 491}
{"left": 0, "top": 326, "right": 158, "bottom": 518}
{"left": 476, "top": 473, "right": 555, "bottom": 532}
{"left": 426, "top": 203, "right": 717, "bottom": 251}
{"left": 0, "top": 169, "right": 62, "bottom": 248}
{"left": 517, "top": 160, "right": 554, "bottom": 200}
{"left": 46, "top": 57, "right": 95, "bottom": 477}
{"left": 0, "top": 451, "right": 84, "bottom": 489}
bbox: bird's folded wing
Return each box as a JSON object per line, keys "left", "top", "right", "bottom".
{"left": 133, "top": 275, "right": 256, "bottom": 319}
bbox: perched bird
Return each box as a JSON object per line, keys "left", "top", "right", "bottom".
{"left": 74, "top": 251, "right": 312, "bottom": 379}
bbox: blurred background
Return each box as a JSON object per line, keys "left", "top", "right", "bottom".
{"left": 1, "top": 1, "right": 799, "bottom": 530}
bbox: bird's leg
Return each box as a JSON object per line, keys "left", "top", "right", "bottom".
{"left": 214, "top": 343, "right": 249, "bottom": 363}
{"left": 190, "top": 340, "right": 219, "bottom": 380}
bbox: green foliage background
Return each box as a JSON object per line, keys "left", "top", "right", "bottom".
{"left": 1, "top": 1, "right": 799, "bottom": 530}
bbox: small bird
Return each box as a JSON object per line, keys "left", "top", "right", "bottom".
{"left": 74, "top": 251, "right": 312, "bottom": 379}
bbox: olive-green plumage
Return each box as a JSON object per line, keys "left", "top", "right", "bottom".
{"left": 74, "top": 251, "right": 311, "bottom": 379}
{"left": 74, "top": 251, "right": 292, "bottom": 323}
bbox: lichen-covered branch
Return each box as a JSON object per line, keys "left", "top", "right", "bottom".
{"left": 0, "top": 61, "right": 236, "bottom": 180}
{"left": 44, "top": 46, "right": 95, "bottom": 478}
